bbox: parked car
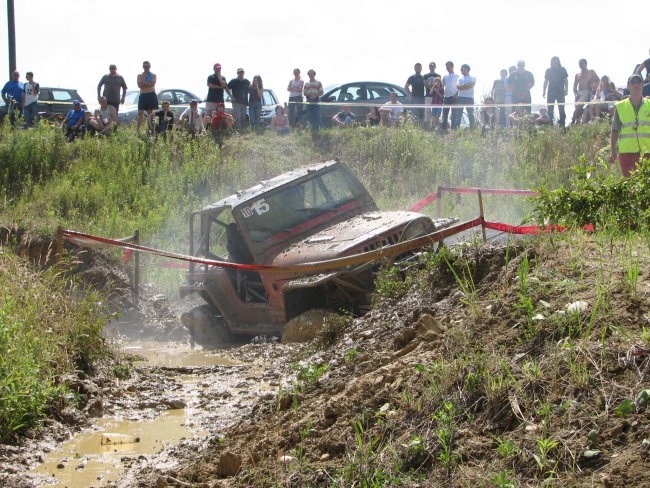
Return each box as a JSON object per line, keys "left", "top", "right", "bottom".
{"left": 179, "top": 160, "right": 458, "bottom": 346}
{"left": 117, "top": 89, "right": 202, "bottom": 124}
{"left": 307, "top": 81, "right": 409, "bottom": 128}
{"left": 0, "top": 87, "right": 87, "bottom": 122}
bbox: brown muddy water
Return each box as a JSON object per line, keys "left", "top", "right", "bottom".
{"left": 26, "top": 339, "right": 286, "bottom": 487}
{"left": 31, "top": 410, "right": 198, "bottom": 487}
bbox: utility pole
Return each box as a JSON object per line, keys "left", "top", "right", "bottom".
{"left": 7, "top": 0, "right": 16, "bottom": 78}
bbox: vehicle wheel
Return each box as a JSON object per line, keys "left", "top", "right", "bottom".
{"left": 281, "top": 309, "right": 329, "bottom": 343}
{"left": 181, "top": 304, "right": 232, "bottom": 348}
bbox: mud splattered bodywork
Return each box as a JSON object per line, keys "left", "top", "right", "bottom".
{"left": 180, "top": 161, "right": 447, "bottom": 342}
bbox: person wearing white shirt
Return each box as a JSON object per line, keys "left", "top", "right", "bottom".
{"left": 441, "top": 61, "right": 459, "bottom": 131}
{"left": 454, "top": 64, "right": 476, "bottom": 129}
{"left": 22, "top": 71, "right": 39, "bottom": 128}
{"left": 179, "top": 100, "right": 204, "bottom": 136}
{"left": 379, "top": 92, "right": 404, "bottom": 126}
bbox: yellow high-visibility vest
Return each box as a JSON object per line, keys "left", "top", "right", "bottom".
{"left": 615, "top": 98, "right": 650, "bottom": 154}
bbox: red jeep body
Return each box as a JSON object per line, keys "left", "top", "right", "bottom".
{"left": 180, "top": 161, "right": 440, "bottom": 339}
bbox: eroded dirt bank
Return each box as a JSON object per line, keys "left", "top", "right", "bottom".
{"left": 2, "top": 237, "right": 650, "bottom": 488}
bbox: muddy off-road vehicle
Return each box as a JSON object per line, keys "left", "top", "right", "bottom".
{"left": 180, "top": 160, "right": 454, "bottom": 344}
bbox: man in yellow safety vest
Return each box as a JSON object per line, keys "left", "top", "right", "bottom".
{"left": 609, "top": 73, "right": 650, "bottom": 177}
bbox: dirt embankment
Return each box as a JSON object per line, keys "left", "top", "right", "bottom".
{"left": 1, "top": 232, "right": 649, "bottom": 488}
{"left": 114, "top": 239, "right": 650, "bottom": 488}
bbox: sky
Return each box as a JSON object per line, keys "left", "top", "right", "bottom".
{"left": 1, "top": 0, "right": 648, "bottom": 111}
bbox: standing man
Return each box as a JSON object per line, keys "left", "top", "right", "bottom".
{"left": 609, "top": 74, "right": 650, "bottom": 177}
{"left": 228, "top": 68, "right": 250, "bottom": 131}
{"left": 136, "top": 61, "right": 158, "bottom": 132}
{"left": 404, "top": 63, "right": 425, "bottom": 124}
{"left": 454, "top": 64, "right": 476, "bottom": 129}
{"left": 2, "top": 71, "right": 24, "bottom": 125}
{"left": 303, "top": 69, "right": 323, "bottom": 131}
{"left": 543, "top": 56, "right": 568, "bottom": 127}
{"left": 572, "top": 59, "right": 599, "bottom": 124}
{"left": 508, "top": 60, "right": 535, "bottom": 113}
{"left": 441, "top": 61, "right": 459, "bottom": 132}
{"left": 22, "top": 71, "right": 39, "bottom": 128}
{"left": 423, "top": 62, "right": 441, "bottom": 128}
{"left": 97, "top": 64, "right": 127, "bottom": 114}
{"left": 205, "top": 63, "right": 231, "bottom": 122}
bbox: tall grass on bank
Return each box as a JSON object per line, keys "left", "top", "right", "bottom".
{"left": 0, "top": 121, "right": 613, "bottom": 290}
{"left": 0, "top": 249, "right": 110, "bottom": 442}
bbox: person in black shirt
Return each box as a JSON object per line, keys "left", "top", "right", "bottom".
{"left": 543, "top": 56, "right": 568, "bottom": 127}
{"left": 227, "top": 68, "right": 250, "bottom": 130}
{"left": 405, "top": 63, "right": 425, "bottom": 123}
{"left": 154, "top": 101, "right": 174, "bottom": 139}
{"left": 205, "top": 63, "right": 231, "bottom": 120}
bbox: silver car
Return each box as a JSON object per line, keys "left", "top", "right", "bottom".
{"left": 117, "top": 89, "right": 202, "bottom": 124}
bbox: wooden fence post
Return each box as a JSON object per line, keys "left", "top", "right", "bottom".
{"left": 56, "top": 226, "right": 63, "bottom": 265}
{"left": 435, "top": 187, "right": 443, "bottom": 219}
{"left": 477, "top": 190, "right": 487, "bottom": 242}
{"left": 133, "top": 229, "right": 140, "bottom": 306}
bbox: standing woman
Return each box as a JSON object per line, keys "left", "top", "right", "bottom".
{"left": 287, "top": 68, "right": 304, "bottom": 127}
{"left": 429, "top": 77, "right": 444, "bottom": 130}
{"left": 249, "top": 75, "right": 264, "bottom": 133}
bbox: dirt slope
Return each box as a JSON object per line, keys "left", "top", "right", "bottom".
{"left": 115, "top": 236, "right": 650, "bottom": 488}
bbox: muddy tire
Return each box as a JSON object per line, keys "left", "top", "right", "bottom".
{"left": 181, "top": 305, "right": 232, "bottom": 348}
{"left": 281, "top": 309, "right": 328, "bottom": 343}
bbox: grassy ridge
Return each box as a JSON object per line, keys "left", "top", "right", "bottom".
{"left": 1, "top": 121, "right": 611, "bottom": 240}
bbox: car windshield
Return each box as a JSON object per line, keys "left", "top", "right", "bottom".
{"left": 236, "top": 166, "right": 367, "bottom": 243}
{"left": 124, "top": 91, "right": 139, "bottom": 104}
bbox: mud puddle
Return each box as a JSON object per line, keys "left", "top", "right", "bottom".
{"left": 31, "top": 410, "right": 200, "bottom": 487}
{"left": 26, "top": 339, "right": 278, "bottom": 488}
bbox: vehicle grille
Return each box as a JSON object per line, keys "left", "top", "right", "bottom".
{"left": 362, "top": 232, "right": 400, "bottom": 252}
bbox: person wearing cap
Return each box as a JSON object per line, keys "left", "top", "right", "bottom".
{"left": 60, "top": 100, "right": 86, "bottom": 142}
{"left": 178, "top": 100, "right": 204, "bottom": 136}
{"left": 227, "top": 68, "right": 250, "bottom": 130}
{"left": 205, "top": 63, "right": 231, "bottom": 122}
{"left": 2, "top": 71, "right": 24, "bottom": 125}
{"left": 609, "top": 74, "right": 650, "bottom": 177}
{"left": 97, "top": 64, "right": 127, "bottom": 113}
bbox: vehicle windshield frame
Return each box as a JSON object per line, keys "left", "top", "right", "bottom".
{"left": 233, "top": 165, "right": 370, "bottom": 250}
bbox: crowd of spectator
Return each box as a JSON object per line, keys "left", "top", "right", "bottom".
{"left": 3, "top": 50, "right": 650, "bottom": 140}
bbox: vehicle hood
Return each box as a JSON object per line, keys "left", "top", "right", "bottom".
{"left": 271, "top": 211, "right": 425, "bottom": 266}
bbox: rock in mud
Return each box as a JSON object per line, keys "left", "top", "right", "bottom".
{"left": 217, "top": 451, "right": 242, "bottom": 476}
